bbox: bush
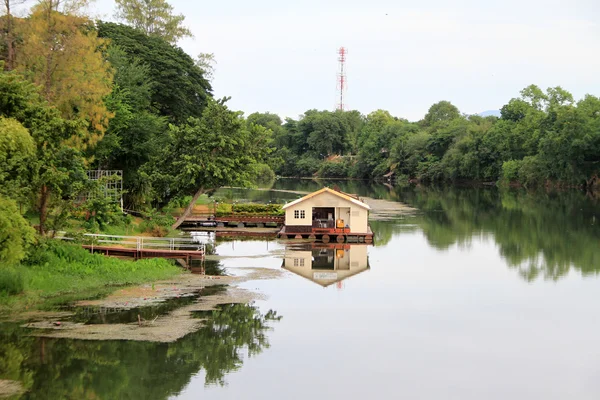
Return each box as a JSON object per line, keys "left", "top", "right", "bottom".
{"left": 318, "top": 161, "right": 349, "bottom": 178}
{"left": 502, "top": 160, "right": 521, "bottom": 182}
{"left": 295, "top": 156, "right": 321, "bottom": 177}
{"left": 139, "top": 210, "right": 173, "bottom": 237}
{"left": 501, "top": 157, "right": 545, "bottom": 187}
{"left": 0, "top": 268, "right": 25, "bottom": 296}
{"left": 518, "top": 156, "right": 545, "bottom": 187}
{"left": 252, "top": 163, "right": 276, "bottom": 185}
{"left": 81, "top": 198, "right": 126, "bottom": 231}
{"left": 215, "top": 203, "right": 283, "bottom": 217}
{"left": 0, "top": 196, "right": 35, "bottom": 265}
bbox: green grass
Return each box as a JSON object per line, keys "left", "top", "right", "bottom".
{"left": 0, "top": 241, "right": 182, "bottom": 310}
{"left": 195, "top": 194, "right": 214, "bottom": 205}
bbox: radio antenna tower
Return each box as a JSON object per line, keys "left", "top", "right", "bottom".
{"left": 336, "top": 47, "right": 347, "bottom": 111}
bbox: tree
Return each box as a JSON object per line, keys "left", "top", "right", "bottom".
{"left": 143, "top": 98, "right": 257, "bottom": 229}
{"left": 0, "top": 69, "right": 88, "bottom": 234}
{"left": 0, "top": 117, "right": 35, "bottom": 201}
{"left": 196, "top": 52, "right": 216, "bottom": 82}
{"left": 0, "top": 195, "right": 35, "bottom": 265}
{"left": 0, "top": 0, "right": 27, "bottom": 70}
{"left": 422, "top": 100, "right": 461, "bottom": 127}
{"left": 114, "top": 0, "right": 191, "bottom": 43}
{"left": 93, "top": 45, "right": 168, "bottom": 209}
{"left": 97, "top": 22, "right": 211, "bottom": 125}
{"left": 15, "top": 1, "right": 114, "bottom": 149}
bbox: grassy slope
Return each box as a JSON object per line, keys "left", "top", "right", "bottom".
{"left": 0, "top": 242, "right": 182, "bottom": 311}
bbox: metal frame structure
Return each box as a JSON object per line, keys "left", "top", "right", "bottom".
{"left": 80, "top": 170, "right": 123, "bottom": 210}
{"left": 336, "top": 47, "right": 347, "bottom": 111}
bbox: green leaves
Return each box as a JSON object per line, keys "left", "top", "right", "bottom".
{"left": 144, "top": 98, "right": 257, "bottom": 204}
{"left": 0, "top": 196, "right": 35, "bottom": 266}
{"left": 0, "top": 118, "right": 35, "bottom": 201}
{"left": 114, "top": 0, "right": 192, "bottom": 44}
{"left": 97, "top": 22, "right": 211, "bottom": 125}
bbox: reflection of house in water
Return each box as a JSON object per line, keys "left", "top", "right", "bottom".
{"left": 282, "top": 244, "right": 370, "bottom": 287}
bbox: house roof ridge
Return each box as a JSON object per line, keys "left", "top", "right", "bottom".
{"left": 282, "top": 186, "right": 370, "bottom": 210}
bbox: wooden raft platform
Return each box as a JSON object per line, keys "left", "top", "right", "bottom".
{"left": 278, "top": 225, "right": 374, "bottom": 244}
{"left": 181, "top": 215, "right": 284, "bottom": 228}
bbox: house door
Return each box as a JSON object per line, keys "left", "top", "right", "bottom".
{"left": 312, "top": 207, "right": 335, "bottom": 228}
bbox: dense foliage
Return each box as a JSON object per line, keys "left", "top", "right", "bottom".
{"left": 0, "top": 196, "right": 34, "bottom": 265}
{"left": 249, "top": 87, "right": 599, "bottom": 189}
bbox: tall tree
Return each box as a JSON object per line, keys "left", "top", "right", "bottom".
{"left": 114, "top": 0, "right": 191, "bottom": 43}
{"left": 143, "top": 98, "right": 258, "bottom": 229}
{"left": 0, "top": 69, "right": 88, "bottom": 234}
{"left": 15, "top": 1, "right": 114, "bottom": 149}
{"left": 1, "top": 0, "right": 27, "bottom": 70}
{"left": 97, "top": 22, "right": 211, "bottom": 125}
{"left": 93, "top": 45, "right": 168, "bottom": 209}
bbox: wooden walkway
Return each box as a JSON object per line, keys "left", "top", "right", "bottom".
{"left": 66, "top": 234, "right": 205, "bottom": 262}
{"left": 83, "top": 245, "right": 205, "bottom": 262}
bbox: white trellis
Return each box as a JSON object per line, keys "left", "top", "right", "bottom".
{"left": 80, "top": 170, "right": 124, "bottom": 210}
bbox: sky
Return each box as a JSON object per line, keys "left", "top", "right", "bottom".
{"left": 86, "top": 0, "right": 600, "bottom": 121}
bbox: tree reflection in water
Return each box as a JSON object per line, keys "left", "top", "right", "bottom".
{"left": 371, "top": 186, "right": 599, "bottom": 281}
{"left": 0, "top": 303, "right": 281, "bottom": 399}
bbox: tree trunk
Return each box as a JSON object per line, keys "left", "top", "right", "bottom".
{"left": 171, "top": 187, "right": 205, "bottom": 230}
{"left": 5, "top": 1, "right": 14, "bottom": 70}
{"left": 39, "top": 185, "right": 50, "bottom": 235}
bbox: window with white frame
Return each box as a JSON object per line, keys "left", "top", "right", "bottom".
{"left": 294, "top": 210, "right": 305, "bottom": 219}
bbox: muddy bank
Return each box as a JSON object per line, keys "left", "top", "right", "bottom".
{"left": 23, "top": 268, "right": 284, "bottom": 343}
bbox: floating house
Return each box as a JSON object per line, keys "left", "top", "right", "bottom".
{"left": 279, "top": 187, "right": 373, "bottom": 243}
{"left": 282, "top": 244, "right": 370, "bottom": 287}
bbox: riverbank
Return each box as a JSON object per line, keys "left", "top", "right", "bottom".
{"left": 19, "top": 267, "right": 283, "bottom": 342}
{"left": 0, "top": 241, "right": 182, "bottom": 313}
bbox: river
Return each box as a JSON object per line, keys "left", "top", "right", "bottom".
{"left": 1, "top": 181, "right": 599, "bottom": 399}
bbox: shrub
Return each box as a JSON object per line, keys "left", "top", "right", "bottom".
{"left": 215, "top": 203, "right": 283, "bottom": 217}
{"left": 502, "top": 157, "right": 545, "bottom": 187}
{"left": 502, "top": 160, "right": 521, "bottom": 182}
{"left": 82, "top": 198, "right": 126, "bottom": 231}
{"left": 0, "top": 268, "right": 25, "bottom": 296}
{"left": 252, "top": 163, "right": 276, "bottom": 185}
{"left": 139, "top": 210, "right": 173, "bottom": 237}
{"left": 295, "top": 156, "right": 321, "bottom": 177}
{"left": 318, "top": 161, "right": 349, "bottom": 178}
{"left": 518, "top": 156, "right": 545, "bottom": 187}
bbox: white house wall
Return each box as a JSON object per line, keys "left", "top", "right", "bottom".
{"left": 284, "top": 192, "right": 369, "bottom": 233}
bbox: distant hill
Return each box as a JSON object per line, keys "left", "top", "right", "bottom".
{"left": 478, "top": 110, "right": 501, "bottom": 117}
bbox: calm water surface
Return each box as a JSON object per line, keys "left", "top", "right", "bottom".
{"left": 1, "top": 182, "right": 599, "bottom": 399}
